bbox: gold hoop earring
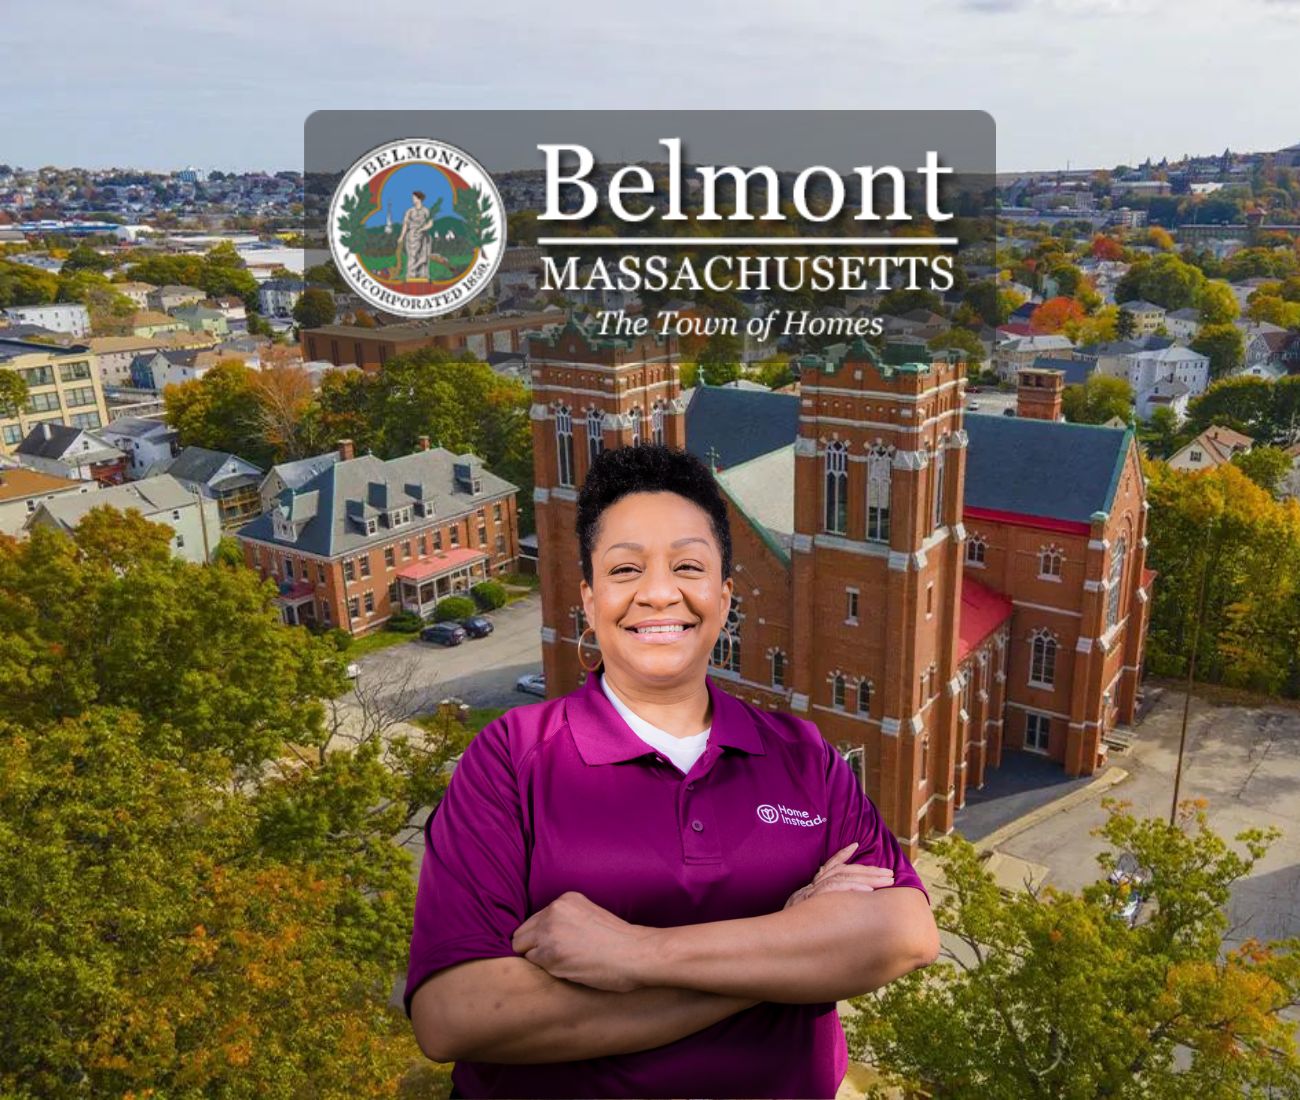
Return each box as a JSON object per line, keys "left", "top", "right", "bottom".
{"left": 709, "top": 628, "right": 735, "bottom": 670}
{"left": 577, "top": 625, "right": 603, "bottom": 673}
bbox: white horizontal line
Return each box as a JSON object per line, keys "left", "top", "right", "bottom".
{"left": 537, "top": 237, "right": 960, "bottom": 247}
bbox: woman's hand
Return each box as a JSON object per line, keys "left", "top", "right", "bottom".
{"left": 512, "top": 892, "right": 658, "bottom": 992}
{"left": 784, "top": 843, "right": 895, "bottom": 910}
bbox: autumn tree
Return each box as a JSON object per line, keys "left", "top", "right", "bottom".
{"left": 250, "top": 364, "right": 320, "bottom": 460}
{"left": 847, "top": 799, "right": 1300, "bottom": 1098}
{"left": 0, "top": 511, "right": 454, "bottom": 1097}
{"left": 1233, "top": 445, "right": 1295, "bottom": 496}
{"left": 1116, "top": 253, "right": 1206, "bottom": 311}
{"left": 1090, "top": 234, "right": 1124, "bottom": 262}
{"left": 1144, "top": 461, "right": 1300, "bottom": 695}
{"left": 1029, "top": 296, "right": 1085, "bottom": 334}
{"left": 1195, "top": 279, "right": 1239, "bottom": 325}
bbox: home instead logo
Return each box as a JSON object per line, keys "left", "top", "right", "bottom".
{"left": 536, "top": 137, "right": 961, "bottom": 340}
{"left": 756, "top": 803, "right": 827, "bottom": 827}
{"left": 327, "top": 137, "right": 505, "bottom": 318}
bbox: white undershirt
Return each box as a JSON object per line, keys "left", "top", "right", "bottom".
{"left": 599, "top": 673, "right": 711, "bottom": 774}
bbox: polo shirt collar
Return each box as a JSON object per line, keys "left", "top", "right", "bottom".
{"left": 566, "top": 670, "right": 766, "bottom": 766}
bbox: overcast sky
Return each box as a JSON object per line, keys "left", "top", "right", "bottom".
{"left": 3, "top": 0, "right": 1298, "bottom": 174}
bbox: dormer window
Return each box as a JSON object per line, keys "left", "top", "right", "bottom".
{"left": 389, "top": 506, "right": 412, "bottom": 527}
{"left": 415, "top": 500, "right": 434, "bottom": 518}
{"left": 365, "top": 517, "right": 378, "bottom": 535}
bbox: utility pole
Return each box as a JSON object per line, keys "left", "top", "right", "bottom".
{"left": 1170, "top": 519, "right": 1214, "bottom": 825}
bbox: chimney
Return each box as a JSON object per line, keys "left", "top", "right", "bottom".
{"left": 337, "top": 438, "right": 355, "bottom": 461}
{"left": 417, "top": 434, "right": 431, "bottom": 452}
{"left": 1016, "top": 368, "right": 1065, "bottom": 422}
{"left": 41, "top": 422, "right": 53, "bottom": 440}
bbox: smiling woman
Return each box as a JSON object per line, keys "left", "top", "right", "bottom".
{"left": 404, "top": 444, "right": 939, "bottom": 1100}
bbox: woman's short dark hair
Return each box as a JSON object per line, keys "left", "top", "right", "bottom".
{"left": 412, "top": 190, "right": 426, "bottom": 201}
{"left": 576, "top": 444, "right": 732, "bottom": 586}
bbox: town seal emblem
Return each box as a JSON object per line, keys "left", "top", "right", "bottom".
{"left": 327, "top": 137, "right": 505, "bottom": 318}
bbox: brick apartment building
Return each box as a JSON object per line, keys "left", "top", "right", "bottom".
{"left": 300, "top": 310, "right": 561, "bottom": 372}
{"left": 530, "top": 321, "right": 1153, "bottom": 856}
{"left": 236, "top": 439, "right": 521, "bottom": 632}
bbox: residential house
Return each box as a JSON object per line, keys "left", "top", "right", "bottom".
{"left": 129, "top": 310, "right": 187, "bottom": 338}
{"left": 994, "top": 333, "right": 1075, "bottom": 381}
{"left": 113, "top": 281, "right": 156, "bottom": 310}
{"left": 3, "top": 303, "right": 90, "bottom": 337}
{"left": 1242, "top": 327, "right": 1292, "bottom": 380}
{"left": 1117, "top": 300, "right": 1167, "bottom": 336}
{"left": 1139, "top": 378, "right": 1192, "bottom": 421}
{"left": 1167, "top": 425, "right": 1253, "bottom": 471}
{"left": 0, "top": 464, "right": 95, "bottom": 537}
{"left": 258, "top": 450, "right": 341, "bottom": 513}
{"left": 1163, "top": 308, "right": 1201, "bottom": 340}
{"left": 237, "top": 439, "right": 521, "bottom": 631}
{"left": 146, "top": 284, "right": 206, "bottom": 313}
{"left": 162, "top": 446, "right": 265, "bottom": 530}
{"left": 98, "top": 416, "right": 180, "bottom": 480}
{"left": 14, "top": 422, "right": 126, "bottom": 483}
{"left": 24, "top": 473, "right": 220, "bottom": 563}
{"left": 1, "top": 338, "right": 109, "bottom": 453}
{"left": 258, "top": 277, "right": 307, "bottom": 319}
{"left": 1121, "top": 345, "right": 1210, "bottom": 415}
{"left": 170, "top": 303, "right": 230, "bottom": 338}
{"left": 530, "top": 322, "right": 1151, "bottom": 859}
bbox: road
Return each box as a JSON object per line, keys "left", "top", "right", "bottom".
{"left": 354, "top": 593, "right": 544, "bottom": 714}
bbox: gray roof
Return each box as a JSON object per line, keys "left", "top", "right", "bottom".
{"left": 715, "top": 445, "right": 795, "bottom": 559}
{"left": 964, "top": 416, "right": 1132, "bottom": 525}
{"left": 16, "top": 422, "right": 121, "bottom": 463}
{"left": 0, "top": 337, "right": 91, "bottom": 364}
{"left": 1118, "top": 299, "right": 1165, "bottom": 314}
{"left": 99, "top": 416, "right": 175, "bottom": 441}
{"left": 1030, "top": 355, "right": 1095, "bottom": 386}
{"left": 685, "top": 385, "right": 801, "bottom": 471}
{"left": 165, "top": 446, "right": 263, "bottom": 487}
{"left": 268, "top": 451, "right": 341, "bottom": 492}
{"left": 29, "top": 474, "right": 197, "bottom": 529}
{"left": 237, "top": 446, "right": 518, "bottom": 557}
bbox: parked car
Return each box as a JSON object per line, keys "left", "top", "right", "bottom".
{"left": 1107, "top": 852, "right": 1152, "bottom": 926}
{"left": 515, "top": 672, "right": 546, "bottom": 697}
{"left": 459, "top": 614, "right": 494, "bottom": 639}
{"left": 966, "top": 401, "right": 982, "bottom": 411}
{"left": 1002, "top": 407, "right": 1016, "bottom": 417}
{"left": 968, "top": 384, "right": 983, "bottom": 393}
{"left": 421, "top": 622, "right": 468, "bottom": 646}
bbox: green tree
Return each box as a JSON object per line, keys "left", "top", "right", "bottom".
{"left": 163, "top": 358, "right": 269, "bottom": 465}
{"left": 1115, "top": 253, "right": 1206, "bottom": 311}
{"left": 1061, "top": 374, "right": 1133, "bottom": 424}
{"left": 847, "top": 799, "right": 1300, "bottom": 1098}
{"left": 1195, "top": 279, "right": 1239, "bottom": 325}
{"left": 1140, "top": 405, "right": 1184, "bottom": 458}
{"left": 928, "top": 326, "right": 986, "bottom": 367}
{"left": 60, "top": 243, "right": 112, "bottom": 274}
{"left": 1191, "top": 323, "right": 1246, "bottom": 380}
{"left": 0, "top": 368, "right": 28, "bottom": 418}
{"left": 1116, "top": 307, "right": 1137, "bottom": 340}
{"left": 292, "top": 287, "right": 336, "bottom": 329}
{"left": 1233, "top": 445, "right": 1295, "bottom": 497}
{"left": 697, "top": 332, "right": 743, "bottom": 386}
{"left": 1187, "top": 375, "right": 1274, "bottom": 438}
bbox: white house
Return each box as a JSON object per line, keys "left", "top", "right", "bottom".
{"left": 98, "top": 416, "right": 180, "bottom": 480}
{"left": 1138, "top": 378, "right": 1192, "bottom": 421}
{"left": 1163, "top": 308, "right": 1201, "bottom": 340}
{"left": 3, "top": 303, "right": 90, "bottom": 337}
{"left": 0, "top": 464, "right": 96, "bottom": 537}
{"left": 1123, "top": 344, "right": 1211, "bottom": 415}
{"left": 24, "top": 473, "right": 220, "bottom": 563}
{"left": 258, "top": 278, "right": 307, "bottom": 319}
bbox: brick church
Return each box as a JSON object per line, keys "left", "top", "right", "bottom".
{"left": 529, "top": 321, "right": 1153, "bottom": 857}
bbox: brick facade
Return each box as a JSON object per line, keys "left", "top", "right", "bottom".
{"left": 532, "top": 325, "right": 1151, "bottom": 857}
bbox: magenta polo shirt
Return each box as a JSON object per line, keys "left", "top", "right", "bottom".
{"left": 405, "top": 670, "right": 929, "bottom": 1099}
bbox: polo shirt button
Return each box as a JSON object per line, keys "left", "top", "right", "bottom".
{"left": 691, "top": 819, "right": 704, "bottom": 832}
{"left": 686, "top": 782, "right": 695, "bottom": 791}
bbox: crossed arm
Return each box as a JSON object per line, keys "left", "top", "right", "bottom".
{"left": 410, "top": 846, "right": 939, "bottom": 1065}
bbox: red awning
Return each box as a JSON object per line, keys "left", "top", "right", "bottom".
{"left": 275, "top": 579, "right": 315, "bottom": 602}
{"left": 396, "top": 547, "right": 488, "bottom": 582}
{"left": 958, "top": 576, "right": 1014, "bottom": 660}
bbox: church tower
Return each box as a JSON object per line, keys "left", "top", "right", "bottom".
{"left": 790, "top": 341, "right": 968, "bottom": 851}
{"left": 529, "top": 320, "right": 685, "bottom": 693}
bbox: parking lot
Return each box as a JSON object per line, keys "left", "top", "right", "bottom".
{"left": 985, "top": 688, "right": 1300, "bottom": 948}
